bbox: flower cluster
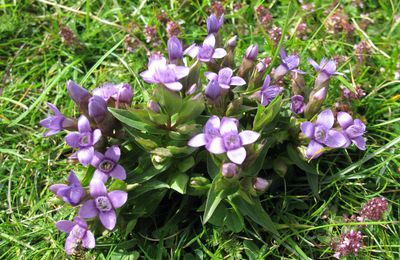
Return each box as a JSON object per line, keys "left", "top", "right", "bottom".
{"left": 359, "top": 197, "right": 388, "bottom": 221}
{"left": 332, "top": 230, "right": 363, "bottom": 259}
{"left": 42, "top": 81, "right": 132, "bottom": 255}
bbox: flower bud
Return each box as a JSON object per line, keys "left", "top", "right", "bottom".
{"left": 88, "top": 96, "right": 107, "bottom": 123}
{"left": 205, "top": 79, "right": 221, "bottom": 101}
{"left": 253, "top": 177, "right": 271, "bottom": 192}
{"left": 290, "top": 95, "right": 305, "bottom": 114}
{"left": 168, "top": 36, "right": 183, "bottom": 62}
{"left": 226, "top": 35, "right": 237, "bottom": 50}
{"left": 114, "top": 83, "right": 133, "bottom": 105}
{"left": 186, "top": 84, "right": 197, "bottom": 95}
{"left": 147, "top": 100, "right": 161, "bottom": 113}
{"left": 222, "top": 163, "right": 238, "bottom": 178}
{"left": 67, "top": 80, "right": 91, "bottom": 114}
{"left": 207, "top": 13, "right": 224, "bottom": 35}
{"left": 245, "top": 44, "right": 259, "bottom": 61}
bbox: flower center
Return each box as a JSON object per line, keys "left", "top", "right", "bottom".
{"left": 199, "top": 45, "right": 214, "bottom": 60}
{"left": 79, "top": 133, "right": 92, "bottom": 147}
{"left": 314, "top": 125, "right": 328, "bottom": 143}
{"left": 155, "top": 65, "right": 176, "bottom": 83}
{"left": 99, "top": 159, "right": 115, "bottom": 173}
{"left": 223, "top": 132, "right": 242, "bottom": 150}
{"left": 71, "top": 225, "right": 86, "bottom": 239}
{"left": 346, "top": 125, "right": 363, "bottom": 138}
{"left": 95, "top": 196, "right": 112, "bottom": 212}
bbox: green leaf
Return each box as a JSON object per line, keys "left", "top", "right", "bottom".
{"left": 178, "top": 157, "right": 195, "bottom": 172}
{"left": 286, "top": 144, "right": 317, "bottom": 175}
{"left": 232, "top": 194, "right": 279, "bottom": 235}
{"left": 224, "top": 206, "right": 245, "bottom": 233}
{"left": 337, "top": 75, "right": 356, "bottom": 93}
{"left": 169, "top": 173, "right": 189, "bottom": 194}
{"left": 203, "top": 175, "right": 225, "bottom": 224}
{"left": 153, "top": 86, "right": 183, "bottom": 116}
{"left": 242, "top": 142, "right": 273, "bottom": 177}
{"left": 253, "top": 95, "right": 282, "bottom": 131}
{"left": 176, "top": 99, "right": 205, "bottom": 124}
{"left": 109, "top": 179, "right": 127, "bottom": 191}
{"left": 207, "top": 153, "right": 220, "bottom": 179}
{"left": 129, "top": 180, "right": 169, "bottom": 199}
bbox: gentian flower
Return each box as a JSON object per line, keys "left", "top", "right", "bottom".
{"left": 337, "top": 112, "right": 366, "bottom": 150}
{"left": 147, "top": 100, "right": 161, "bottom": 113}
{"left": 188, "top": 115, "right": 222, "bottom": 147}
{"left": 254, "top": 75, "right": 283, "bottom": 106}
{"left": 300, "top": 109, "right": 347, "bottom": 159}
{"left": 140, "top": 54, "right": 189, "bottom": 91}
{"left": 88, "top": 96, "right": 107, "bottom": 123}
{"left": 226, "top": 35, "right": 237, "bottom": 50}
{"left": 253, "top": 177, "right": 270, "bottom": 192}
{"left": 222, "top": 163, "right": 238, "bottom": 178}
{"left": 49, "top": 170, "right": 85, "bottom": 206}
{"left": 245, "top": 44, "right": 259, "bottom": 61}
{"left": 290, "top": 95, "right": 306, "bottom": 114}
{"left": 91, "top": 145, "right": 126, "bottom": 183}
{"left": 67, "top": 80, "right": 91, "bottom": 113}
{"left": 273, "top": 48, "right": 305, "bottom": 79}
{"left": 65, "top": 115, "right": 102, "bottom": 165}
{"left": 189, "top": 116, "right": 260, "bottom": 164}
{"left": 184, "top": 34, "right": 227, "bottom": 62}
{"left": 205, "top": 67, "right": 246, "bottom": 89}
{"left": 79, "top": 179, "right": 127, "bottom": 230}
{"left": 56, "top": 217, "right": 95, "bottom": 255}
{"left": 93, "top": 83, "right": 134, "bottom": 106}
{"left": 207, "top": 13, "right": 224, "bottom": 35}
{"left": 40, "top": 102, "right": 75, "bottom": 137}
{"left": 167, "top": 36, "right": 183, "bottom": 62}
{"left": 204, "top": 78, "right": 222, "bottom": 101}
{"left": 308, "top": 57, "right": 339, "bottom": 87}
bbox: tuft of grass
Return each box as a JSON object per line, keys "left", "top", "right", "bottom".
{"left": 0, "top": 0, "right": 399, "bottom": 259}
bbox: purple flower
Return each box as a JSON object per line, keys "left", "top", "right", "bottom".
{"left": 140, "top": 55, "right": 189, "bottom": 91}
{"left": 88, "top": 96, "right": 107, "bottom": 122}
{"left": 40, "top": 102, "right": 75, "bottom": 137}
{"left": 56, "top": 217, "right": 95, "bottom": 255}
{"left": 273, "top": 48, "right": 305, "bottom": 78}
{"left": 207, "top": 13, "right": 224, "bottom": 35}
{"left": 290, "top": 95, "right": 305, "bottom": 114}
{"left": 337, "top": 112, "right": 366, "bottom": 150}
{"left": 255, "top": 75, "right": 283, "bottom": 106}
{"left": 91, "top": 145, "right": 126, "bottom": 183}
{"left": 50, "top": 171, "right": 85, "bottom": 206}
{"left": 93, "top": 83, "right": 134, "bottom": 106}
{"left": 205, "top": 67, "right": 246, "bottom": 89}
{"left": 147, "top": 100, "right": 161, "bottom": 113}
{"left": 333, "top": 230, "right": 363, "bottom": 259}
{"left": 226, "top": 35, "right": 237, "bottom": 49}
{"left": 184, "top": 34, "right": 227, "bottom": 62}
{"left": 308, "top": 58, "right": 339, "bottom": 86}
{"left": 245, "top": 44, "right": 259, "bottom": 61}
{"left": 300, "top": 109, "right": 347, "bottom": 159}
{"left": 359, "top": 197, "right": 388, "bottom": 221}
{"left": 65, "top": 115, "right": 102, "bottom": 165}
{"left": 188, "top": 116, "right": 260, "bottom": 164}
{"left": 205, "top": 78, "right": 222, "bottom": 101}
{"left": 167, "top": 36, "right": 183, "bottom": 61}
{"left": 79, "top": 179, "right": 127, "bottom": 230}
{"left": 253, "top": 177, "right": 270, "bottom": 192}
{"left": 67, "top": 80, "right": 91, "bottom": 112}
{"left": 222, "top": 163, "right": 238, "bottom": 178}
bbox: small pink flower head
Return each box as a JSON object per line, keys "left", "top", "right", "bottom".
{"left": 333, "top": 230, "right": 363, "bottom": 259}
{"left": 359, "top": 197, "right": 388, "bottom": 221}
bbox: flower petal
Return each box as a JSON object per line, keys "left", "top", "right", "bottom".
{"left": 65, "top": 235, "right": 76, "bottom": 255}
{"left": 219, "top": 117, "right": 239, "bottom": 135}
{"left": 239, "top": 130, "right": 260, "bottom": 145}
{"left": 78, "top": 200, "right": 98, "bottom": 218}
{"left": 68, "top": 171, "right": 81, "bottom": 186}
{"left": 164, "top": 82, "right": 183, "bottom": 91}
{"left": 78, "top": 116, "right": 91, "bottom": 133}
{"left": 49, "top": 184, "right": 68, "bottom": 195}
{"left": 324, "top": 130, "right": 347, "bottom": 148}
{"left": 203, "top": 34, "right": 216, "bottom": 48}
{"left": 230, "top": 76, "right": 246, "bottom": 86}
{"left": 353, "top": 119, "right": 366, "bottom": 132}
{"left": 352, "top": 136, "right": 366, "bottom": 150}
{"left": 82, "top": 230, "right": 96, "bottom": 249}
{"left": 174, "top": 66, "right": 189, "bottom": 79}
{"left": 316, "top": 109, "right": 334, "bottom": 129}
{"left": 93, "top": 170, "right": 109, "bottom": 183}
{"left": 205, "top": 72, "right": 218, "bottom": 81}
{"left": 78, "top": 147, "right": 94, "bottom": 166}
{"left": 227, "top": 147, "right": 247, "bottom": 165}
{"left": 307, "top": 57, "right": 320, "bottom": 71}
{"left": 140, "top": 70, "right": 158, "bottom": 84}
{"left": 99, "top": 210, "right": 117, "bottom": 230}
{"left": 337, "top": 112, "right": 353, "bottom": 129}
{"left": 69, "top": 187, "right": 85, "bottom": 205}
{"left": 105, "top": 145, "right": 120, "bottom": 162}
{"left": 206, "top": 137, "right": 226, "bottom": 154}
{"left": 183, "top": 44, "right": 199, "bottom": 58}
{"left": 64, "top": 132, "right": 81, "bottom": 148}
{"left": 212, "top": 48, "right": 227, "bottom": 59}
{"left": 92, "top": 129, "right": 102, "bottom": 145}
{"left": 305, "top": 140, "right": 324, "bottom": 159}
{"left": 56, "top": 220, "right": 75, "bottom": 233}
{"left": 91, "top": 151, "right": 104, "bottom": 168}
{"left": 109, "top": 165, "right": 126, "bottom": 180}
{"left": 89, "top": 178, "right": 108, "bottom": 197}
{"left": 108, "top": 190, "right": 128, "bottom": 208}
{"left": 300, "top": 122, "right": 315, "bottom": 139}
{"left": 188, "top": 133, "right": 207, "bottom": 147}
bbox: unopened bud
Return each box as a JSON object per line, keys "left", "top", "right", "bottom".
{"left": 222, "top": 163, "right": 239, "bottom": 178}
{"left": 253, "top": 177, "right": 271, "bottom": 192}
{"left": 67, "top": 80, "right": 91, "bottom": 114}
{"left": 245, "top": 44, "right": 259, "bottom": 61}
{"left": 147, "top": 100, "right": 161, "bottom": 113}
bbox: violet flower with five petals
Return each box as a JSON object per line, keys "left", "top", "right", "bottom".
{"left": 91, "top": 145, "right": 126, "bottom": 183}
{"left": 65, "top": 115, "right": 102, "bottom": 165}
{"left": 40, "top": 102, "right": 75, "bottom": 137}
{"left": 79, "top": 179, "right": 127, "bottom": 230}
{"left": 207, "top": 13, "right": 224, "bottom": 35}
{"left": 50, "top": 170, "right": 85, "bottom": 206}
{"left": 184, "top": 34, "right": 227, "bottom": 62}
{"left": 167, "top": 36, "right": 183, "bottom": 62}
{"left": 337, "top": 112, "right": 366, "bottom": 150}
{"left": 255, "top": 75, "right": 283, "bottom": 106}
{"left": 273, "top": 48, "right": 305, "bottom": 79}
{"left": 140, "top": 55, "right": 189, "bottom": 91}
{"left": 56, "top": 217, "right": 95, "bottom": 255}
{"left": 300, "top": 109, "right": 347, "bottom": 159}
{"left": 93, "top": 83, "right": 133, "bottom": 106}
{"left": 205, "top": 67, "right": 246, "bottom": 89}
{"left": 290, "top": 95, "right": 306, "bottom": 114}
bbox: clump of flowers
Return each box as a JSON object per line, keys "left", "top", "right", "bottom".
{"left": 42, "top": 12, "right": 369, "bottom": 256}
{"left": 332, "top": 230, "right": 363, "bottom": 259}
{"left": 359, "top": 197, "right": 388, "bottom": 221}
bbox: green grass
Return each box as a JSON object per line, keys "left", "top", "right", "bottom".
{"left": 1, "top": 0, "right": 400, "bottom": 259}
